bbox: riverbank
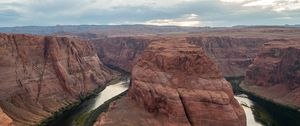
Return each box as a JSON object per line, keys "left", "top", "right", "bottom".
{"left": 240, "top": 83, "right": 300, "bottom": 126}
{"left": 240, "top": 82, "right": 300, "bottom": 110}
{"left": 226, "top": 77, "right": 300, "bottom": 126}
{"left": 225, "top": 76, "right": 245, "bottom": 94}
{"left": 76, "top": 90, "right": 128, "bottom": 126}
{"left": 37, "top": 76, "right": 125, "bottom": 126}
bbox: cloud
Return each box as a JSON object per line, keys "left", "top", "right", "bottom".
{"left": 0, "top": 0, "right": 299, "bottom": 27}
{"left": 220, "top": 0, "right": 300, "bottom": 12}
{"left": 144, "top": 19, "right": 201, "bottom": 27}
{"left": 220, "top": 0, "right": 250, "bottom": 3}
{"left": 244, "top": 0, "right": 300, "bottom": 12}
{"left": 143, "top": 14, "right": 201, "bottom": 27}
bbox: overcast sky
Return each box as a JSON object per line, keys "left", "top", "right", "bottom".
{"left": 0, "top": 0, "right": 300, "bottom": 27}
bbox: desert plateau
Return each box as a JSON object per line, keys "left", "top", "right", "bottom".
{"left": 0, "top": 0, "right": 300, "bottom": 126}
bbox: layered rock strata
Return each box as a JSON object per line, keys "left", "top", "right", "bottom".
{"left": 243, "top": 40, "right": 300, "bottom": 108}
{"left": 186, "top": 36, "right": 268, "bottom": 77}
{"left": 93, "top": 36, "right": 267, "bottom": 77}
{"left": 0, "top": 33, "right": 116, "bottom": 125}
{"left": 93, "top": 37, "right": 151, "bottom": 72}
{"left": 95, "top": 40, "right": 246, "bottom": 126}
{"left": 0, "top": 107, "right": 14, "bottom": 126}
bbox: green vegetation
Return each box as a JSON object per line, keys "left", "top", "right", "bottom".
{"left": 241, "top": 87, "right": 300, "bottom": 126}
{"left": 37, "top": 101, "right": 81, "bottom": 126}
{"left": 37, "top": 76, "right": 124, "bottom": 126}
{"left": 72, "top": 75, "right": 129, "bottom": 126}
{"left": 74, "top": 111, "right": 91, "bottom": 126}
{"left": 251, "top": 103, "right": 280, "bottom": 126}
{"left": 37, "top": 63, "right": 131, "bottom": 126}
{"left": 226, "top": 77, "right": 300, "bottom": 126}
{"left": 75, "top": 91, "right": 128, "bottom": 126}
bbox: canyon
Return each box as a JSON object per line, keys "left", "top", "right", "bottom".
{"left": 92, "top": 28, "right": 300, "bottom": 77}
{"left": 93, "top": 36, "right": 268, "bottom": 77}
{"left": 5, "top": 25, "right": 299, "bottom": 77}
{"left": 93, "top": 37, "right": 152, "bottom": 72}
{"left": 2, "top": 0, "right": 300, "bottom": 125}
{"left": 94, "top": 40, "right": 246, "bottom": 126}
{"left": 0, "top": 33, "right": 117, "bottom": 125}
{"left": 242, "top": 40, "right": 300, "bottom": 109}
{"left": 0, "top": 26, "right": 300, "bottom": 126}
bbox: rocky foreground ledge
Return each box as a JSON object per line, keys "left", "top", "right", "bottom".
{"left": 94, "top": 40, "right": 246, "bottom": 126}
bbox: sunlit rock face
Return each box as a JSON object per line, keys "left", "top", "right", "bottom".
{"left": 95, "top": 40, "right": 246, "bottom": 126}
{"left": 0, "top": 107, "right": 14, "bottom": 126}
{"left": 0, "top": 33, "right": 116, "bottom": 125}
{"left": 243, "top": 40, "right": 300, "bottom": 108}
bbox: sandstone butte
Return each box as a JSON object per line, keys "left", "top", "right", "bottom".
{"left": 242, "top": 40, "right": 300, "bottom": 109}
{"left": 0, "top": 33, "right": 117, "bottom": 126}
{"left": 93, "top": 36, "right": 268, "bottom": 78}
{"left": 94, "top": 40, "right": 246, "bottom": 126}
{"left": 75, "top": 27, "right": 300, "bottom": 78}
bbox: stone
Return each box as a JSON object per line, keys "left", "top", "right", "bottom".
{"left": 95, "top": 40, "right": 246, "bottom": 126}
{"left": 243, "top": 40, "right": 300, "bottom": 108}
{"left": 0, "top": 33, "right": 116, "bottom": 125}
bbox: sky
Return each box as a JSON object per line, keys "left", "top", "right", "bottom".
{"left": 0, "top": 0, "right": 300, "bottom": 27}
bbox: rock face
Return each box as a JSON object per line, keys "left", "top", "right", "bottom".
{"left": 93, "top": 36, "right": 267, "bottom": 77}
{"left": 186, "top": 36, "right": 268, "bottom": 77}
{"left": 93, "top": 37, "right": 151, "bottom": 72}
{"left": 95, "top": 40, "right": 246, "bottom": 126}
{"left": 0, "top": 33, "right": 116, "bottom": 125}
{"left": 243, "top": 40, "right": 300, "bottom": 108}
{"left": 0, "top": 107, "right": 14, "bottom": 126}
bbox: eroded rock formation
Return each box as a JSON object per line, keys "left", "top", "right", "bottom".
{"left": 0, "top": 33, "right": 116, "bottom": 125}
{"left": 93, "top": 37, "right": 151, "bottom": 72}
{"left": 0, "top": 107, "right": 14, "bottom": 126}
{"left": 243, "top": 40, "right": 300, "bottom": 108}
{"left": 95, "top": 40, "right": 246, "bottom": 126}
{"left": 186, "top": 36, "right": 268, "bottom": 77}
{"left": 93, "top": 36, "right": 267, "bottom": 77}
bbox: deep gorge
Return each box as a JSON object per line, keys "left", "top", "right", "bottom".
{"left": 0, "top": 27, "right": 300, "bottom": 126}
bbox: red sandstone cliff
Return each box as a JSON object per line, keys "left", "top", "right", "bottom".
{"left": 242, "top": 40, "right": 300, "bottom": 108}
{"left": 94, "top": 40, "right": 246, "bottom": 126}
{"left": 93, "top": 37, "right": 151, "bottom": 72}
{"left": 186, "top": 36, "right": 268, "bottom": 77}
{"left": 93, "top": 36, "right": 267, "bottom": 77}
{"left": 0, "top": 107, "right": 14, "bottom": 126}
{"left": 0, "top": 33, "right": 116, "bottom": 125}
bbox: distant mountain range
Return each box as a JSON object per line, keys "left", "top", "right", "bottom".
{"left": 0, "top": 24, "right": 299, "bottom": 36}
{"left": 0, "top": 25, "right": 212, "bottom": 36}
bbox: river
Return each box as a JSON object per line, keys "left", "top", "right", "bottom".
{"left": 49, "top": 76, "right": 299, "bottom": 126}
{"left": 235, "top": 94, "right": 269, "bottom": 126}
{"left": 228, "top": 77, "right": 300, "bottom": 126}
{"left": 48, "top": 77, "right": 130, "bottom": 126}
